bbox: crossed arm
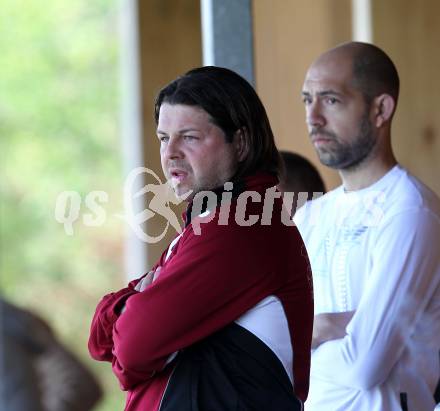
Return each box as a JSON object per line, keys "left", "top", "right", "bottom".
{"left": 88, "top": 221, "right": 310, "bottom": 390}
{"left": 311, "top": 311, "right": 355, "bottom": 349}
{"left": 309, "top": 209, "right": 440, "bottom": 390}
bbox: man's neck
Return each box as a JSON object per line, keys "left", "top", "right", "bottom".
{"left": 339, "top": 155, "right": 397, "bottom": 192}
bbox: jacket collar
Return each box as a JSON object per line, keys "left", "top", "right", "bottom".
{"left": 183, "top": 173, "right": 278, "bottom": 227}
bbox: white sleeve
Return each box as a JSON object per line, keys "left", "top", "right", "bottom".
{"left": 311, "top": 208, "right": 440, "bottom": 390}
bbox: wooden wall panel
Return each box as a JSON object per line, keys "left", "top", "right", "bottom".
{"left": 373, "top": 0, "right": 440, "bottom": 194}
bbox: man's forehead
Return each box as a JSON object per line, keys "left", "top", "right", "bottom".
{"left": 157, "top": 104, "right": 210, "bottom": 129}
{"left": 303, "top": 56, "right": 354, "bottom": 93}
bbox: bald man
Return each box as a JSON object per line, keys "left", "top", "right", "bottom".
{"left": 295, "top": 42, "right": 440, "bottom": 410}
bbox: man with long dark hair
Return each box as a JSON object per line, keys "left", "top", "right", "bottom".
{"left": 89, "top": 66, "right": 313, "bottom": 411}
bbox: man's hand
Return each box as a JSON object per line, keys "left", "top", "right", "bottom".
{"left": 312, "top": 311, "right": 355, "bottom": 349}
{"left": 134, "top": 267, "right": 162, "bottom": 292}
{"left": 119, "top": 268, "right": 163, "bottom": 314}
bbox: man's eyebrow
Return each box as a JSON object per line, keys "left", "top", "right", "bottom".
{"left": 156, "top": 128, "right": 200, "bottom": 135}
{"left": 302, "top": 90, "right": 344, "bottom": 97}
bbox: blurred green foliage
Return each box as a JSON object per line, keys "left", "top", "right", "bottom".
{"left": 0, "top": 0, "right": 127, "bottom": 409}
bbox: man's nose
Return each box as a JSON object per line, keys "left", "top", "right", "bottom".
{"left": 163, "top": 136, "right": 183, "bottom": 160}
{"left": 306, "top": 101, "right": 325, "bottom": 128}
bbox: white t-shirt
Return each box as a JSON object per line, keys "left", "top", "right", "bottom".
{"left": 295, "top": 165, "right": 440, "bottom": 411}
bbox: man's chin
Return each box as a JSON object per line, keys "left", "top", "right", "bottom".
{"left": 173, "top": 188, "right": 194, "bottom": 202}
{"left": 317, "top": 151, "right": 341, "bottom": 169}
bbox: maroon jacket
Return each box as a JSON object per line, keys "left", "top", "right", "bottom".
{"left": 88, "top": 173, "right": 313, "bottom": 410}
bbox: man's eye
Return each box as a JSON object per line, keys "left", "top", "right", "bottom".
{"left": 183, "top": 135, "right": 197, "bottom": 141}
{"left": 159, "top": 136, "right": 169, "bottom": 143}
{"left": 302, "top": 97, "right": 312, "bottom": 105}
{"left": 326, "top": 97, "right": 338, "bottom": 105}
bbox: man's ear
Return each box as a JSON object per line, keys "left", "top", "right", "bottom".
{"left": 372, "top": 93, "right": 395, "bottom": 127}
{"left": 234, "top": 128, "right": 249, "bottom": 162}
